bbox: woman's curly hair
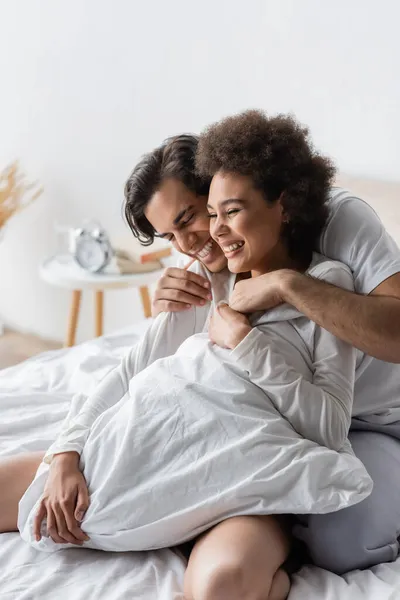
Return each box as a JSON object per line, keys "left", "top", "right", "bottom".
{"left": 195, "top": 109, "right": 335, "bottom": 265}
{"left": 124, "top": 134, "right": 210, "bottom": 246}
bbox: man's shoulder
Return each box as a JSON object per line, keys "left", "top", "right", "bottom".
{"left": 321, "top": 187, "right": 385, "bottom": 255}
{"left": 308, "top": 253, "right": 354, "bottom": 291}
{"left": 326, "top": 187, "right": 379, "bottom": 221}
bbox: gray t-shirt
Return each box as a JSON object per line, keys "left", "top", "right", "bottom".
{"left": 319, "top": 187, "right": 400, "bottom": 423}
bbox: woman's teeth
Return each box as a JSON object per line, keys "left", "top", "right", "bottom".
{"left": 225, "top": 241, "right": 244, "bottom": 253}
{"left": 197, "top": 240, "right": 213, "bottom": 258}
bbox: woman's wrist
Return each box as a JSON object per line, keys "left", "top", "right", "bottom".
{"left": 52, "top": 451, "right": 80, "bottom": 467}
{"left": 231, "top": 325, "right": 252, "bottom": 349}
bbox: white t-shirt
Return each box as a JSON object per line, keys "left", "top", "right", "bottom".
{"left": 319, "top": 188, "right": 400, "bottom": 423}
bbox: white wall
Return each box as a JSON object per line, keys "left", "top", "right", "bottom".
{"left": 1, "top": 0, "right": 399, "bottom": 342}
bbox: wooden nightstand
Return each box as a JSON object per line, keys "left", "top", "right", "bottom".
{"left": 39, "top": 254, "right": 164, "bottom": 347}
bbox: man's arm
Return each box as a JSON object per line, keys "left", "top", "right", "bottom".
{"left": 282, "top": 271, "right": 400, "bottom": 364}
{"left": 230, "top": 270, "right": 400, "bottom": 364}
{"left": 231, "top": 193, "right": 400, "bottom": 364}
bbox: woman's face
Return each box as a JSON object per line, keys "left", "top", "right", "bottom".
{"left": 144, "top": 178, "right": 227, "bottom": 272}
{"left": 207, "top": 172, "right": 286, "bottom": 277}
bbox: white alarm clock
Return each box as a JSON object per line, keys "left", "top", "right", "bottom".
{"left": 70, "top": 223, "right": 113, "bottom": 273}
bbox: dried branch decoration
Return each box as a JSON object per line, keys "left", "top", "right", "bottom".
{"left": 0, "top": 161, "right": 43, "bottom": 230}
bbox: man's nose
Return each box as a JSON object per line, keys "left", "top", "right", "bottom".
{"left": 177, "top": 231, "right": 197, "bottom": 254}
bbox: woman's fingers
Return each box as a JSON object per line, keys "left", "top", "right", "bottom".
{"left": 46, "top": 505, "right": 69, "bottom": 544}
{"left": 75, "top": 485, "right": 89, "bottom": 522}
{"left": 33, "top": 500, "right": 46, "bottom": 541}
{"left": 52, "top": 503, "right": 83, "bottom": 546}
{"left": 64, "top": 508, "right": 89, "bottom": 543}
{"left": 73, "top": 484, "right": 90, "bottom": 540}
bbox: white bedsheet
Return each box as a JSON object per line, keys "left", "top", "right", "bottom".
{"left": 1, "top": 323, "right": 400, "bottom": 599}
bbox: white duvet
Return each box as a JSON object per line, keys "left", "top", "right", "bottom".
{"left": 18, "top": 255, "right": 372, "bottom": 553}
{"left": 1, "top": 323, "right": 400, "bottom": 599}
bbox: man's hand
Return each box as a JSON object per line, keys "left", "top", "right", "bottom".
{"left": 229, "top": 270, "right": 295, "bottom": 313}
{"left": 34, "top": 452, "right": 90, "bottom": 545}
{"left": 152, "top": 267, "right": 212, "bottom": 317}
{"left": 209, "top": 303, "right": 252, "bottom": 349}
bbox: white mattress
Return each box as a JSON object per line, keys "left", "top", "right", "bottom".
{"left": 1, "top": 323, "right": 400, "bottom": 599}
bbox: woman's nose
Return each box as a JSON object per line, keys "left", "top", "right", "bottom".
{"left": 210, "top": 216, "right": 228, "bottom": 240}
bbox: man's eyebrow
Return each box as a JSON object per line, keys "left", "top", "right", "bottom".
{"left": 173, "top": 206, "right": 193, "bottom": 225}
{"left": 157, "top": 206, "right": 194, "bottom": 238}
{"left": 206, "top": 198, "right": 247, "bottom": 209}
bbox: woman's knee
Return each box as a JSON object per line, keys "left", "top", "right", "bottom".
{"left": 186, "top": 559, "right": 270, "bottom": 600}
{"left": 184, "top": 515, "right": 291, "bottom": 600}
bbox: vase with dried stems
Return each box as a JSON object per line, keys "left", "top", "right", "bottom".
{"left": 0, "top": 161, "right": 43, "bottom": 333}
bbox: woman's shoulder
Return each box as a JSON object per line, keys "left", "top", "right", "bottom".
{"left": 307, "top": 252, "right": 354, "bottom": 292}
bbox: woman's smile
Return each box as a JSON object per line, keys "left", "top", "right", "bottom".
{"left": 220, "top": 240, "right": 245, "bottom": 259}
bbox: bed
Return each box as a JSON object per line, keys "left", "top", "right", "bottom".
{"left": 1, "top": 177, "right": 399, "bottom": 599}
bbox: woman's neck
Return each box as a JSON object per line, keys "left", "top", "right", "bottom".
{"left": 251, "top": 245, "right": 310, "bottom": 278}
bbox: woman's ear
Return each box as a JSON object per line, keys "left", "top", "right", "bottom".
{"left": 277, "top": 191, "right": 289, "bottom": 223}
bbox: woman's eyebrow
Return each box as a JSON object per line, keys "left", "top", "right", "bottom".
{"left": 207, "top": 198, "right": 247, "bottom": 209}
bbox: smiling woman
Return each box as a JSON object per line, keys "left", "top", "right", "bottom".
{"left": 196, "top": 109, "right": 335, "bottom": 272}
{"left": 206, "top": 175, "right": 294, "bottom": 277}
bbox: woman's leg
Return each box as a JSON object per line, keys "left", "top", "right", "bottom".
{"left": 183, "top": 515, "right": 291, "bottom": 600}
{"left": 0, "top": 451, "right": 44, "bottom": 532}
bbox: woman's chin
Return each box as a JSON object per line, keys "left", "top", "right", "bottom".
{"left": 227, "top": 258, "right": 249, "bottom": 273}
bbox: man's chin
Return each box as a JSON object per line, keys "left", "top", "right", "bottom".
{"left": 202, "top": 256, "right": 228, "bottom": 273}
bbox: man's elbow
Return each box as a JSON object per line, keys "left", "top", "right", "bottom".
{"left": 378, "top": 337, "right": 400, "bottom": 364}
{"left": 389, "top": 335, "right": 400, "bottom": 363}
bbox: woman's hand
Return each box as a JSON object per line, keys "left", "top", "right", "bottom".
{"left": 209, "top": 303, "right": 252, "bottom": 349}
{"left": 229, "top": 270, "right": 295, "bottom": 313}
{"left": 33, "top": 452, "right": 90, "bottom": 545}
{"left": 152, "top": 267, "right": 212, "bottom": 317}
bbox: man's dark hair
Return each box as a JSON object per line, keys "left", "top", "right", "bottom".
{"left": 195, "top": 109, "right": 335, "bottom": 265}
{"left": 124, "top": 134, "right": 210, "bottom": 246}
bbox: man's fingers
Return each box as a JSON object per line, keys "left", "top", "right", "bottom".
{"left": 33, "top": 501, "right": 46, "bottom": 542}
{"left": 153, "top": 300, "right": 191, "bottom": 315}
{"left": 158, "top": 276, "right": 211, "bottom": 302}
{"left": 155, "top": 287, "right": 210, "bottom": 307}
{"left": 162, "top": 268, "right": 210, "bottom": 289}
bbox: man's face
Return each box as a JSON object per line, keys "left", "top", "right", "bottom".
{"left": 144, "top": 178, "right": 227, "bottom": 272}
